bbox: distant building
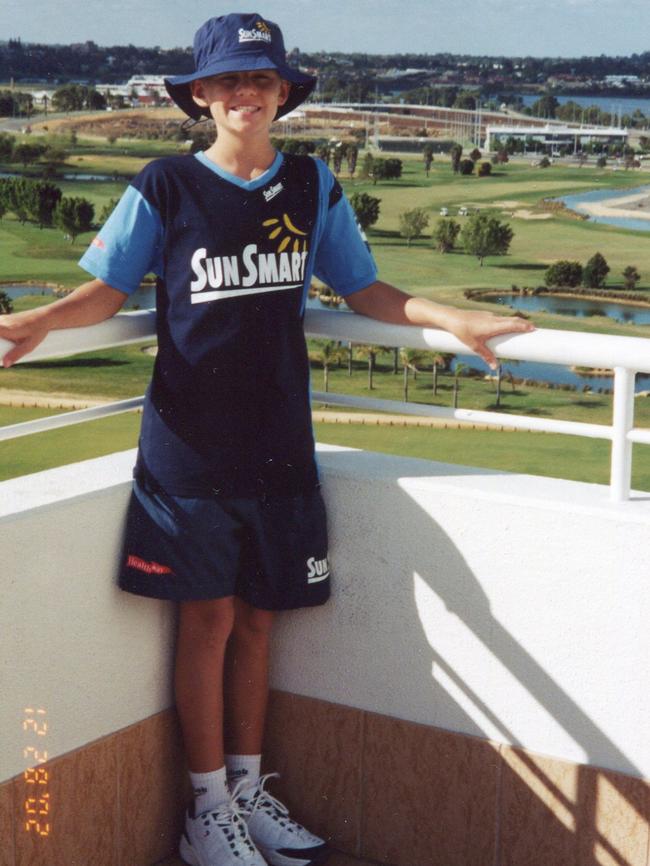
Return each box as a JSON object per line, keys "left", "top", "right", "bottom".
{"left": 486, "top": 123, "right": 628, "bottom": 154}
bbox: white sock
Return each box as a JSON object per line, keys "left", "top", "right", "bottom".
{"left": 225, "top": 753, "right": 262, "bottom": 796}
{"left": 189, "top": 765, "right": 230, "bottom": 815}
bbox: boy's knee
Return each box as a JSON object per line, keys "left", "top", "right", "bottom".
{"left": 232, "top": 601, "right": 275, "bottom": 643}
{"left": 180, "top": 596, "right": 237, "bottom": 643}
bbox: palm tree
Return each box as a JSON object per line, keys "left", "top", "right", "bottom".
{"left": 355, "top": 344, "right": 379, "bottom": 390}
{"left": 312, "top": 340, "right": 341, "bottom": 392}
{"left": 400, "top": 348, "right": 425, "bottom": 402}
{"left": 429, "top": 351, "right": 452, "bottom": 398}
{"left": 452, "top": 361, "right": 466, "bottom": 409}
{"left": 495, "top": 362, "right": 502, "bottom": 408}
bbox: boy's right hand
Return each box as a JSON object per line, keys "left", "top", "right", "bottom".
{"left": 0, "top": 310, "right": 50, "bottom": 368}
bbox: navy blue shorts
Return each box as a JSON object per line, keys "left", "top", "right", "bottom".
{"left": 118, "top": 477, "right": 331, "bottom": 609}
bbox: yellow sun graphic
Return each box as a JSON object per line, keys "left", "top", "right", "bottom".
{"left": 263, "top": 214, "right": 309, "bottom": 253}
{"left": 256, "top": 20, "right": 271, "bottom": 33}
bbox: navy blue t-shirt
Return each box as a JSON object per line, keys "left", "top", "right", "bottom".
{"left": 80, "top": 152, "right": 377, "bottom": 497}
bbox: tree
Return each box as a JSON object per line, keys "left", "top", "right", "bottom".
{"left": 331, "top": 144, "right": 344, "bottom": 176}
{"left": 494, "top": 148, "right": 509, "bottom": 164}
{"left": 27, "top": 181, "right": 62, "bottom": 227}
{"left": 0, "top": 132, "right": 14, "bottom": 162}
{"left": 400, "top": 348, "right": 425, "bottom": 401}
{"left": 313, "top": 340, "right": 341, "bottom": 392}
{"left": 545, "top": 260, "right": 583, "bottom": 288}
{"left": 582, "top": 252, "right": 610, "bottom": 289}
{"left": 429, "top": 351, "right": 451, "bottom": 397}
{"left": 423, "top": 142, "right": 434, "bottom": 177}
{"left": 432, "top": 218, "right": 460, "bottom": 253}
{"left": 0, "top": 290, "right": 13, "bottom": 314}
{"left": 361, "top": 151, "right": 374, "bottom": 180}
{"left": 398, "top": 207, "right": 429, "bottom": 247}
{"left": 538, "top": 156, "right": 551, "bottom": 168}
{"left": 99, "top": 197, "right": 119, "bottom": 225}
{"left": 371, "top": 157, "right": 402, "bottom": 183}
{"left": 452, "top": 362, "right": 466, "bottom": 408}
{"left": 54, "top": 196, "right": 94, "bottom": 242}
{"left": 460, "top": 213, "right": 513, "bottom": 266}
{"left": 477, "top": 161, "right": 492, "bottom": 177}
{"left": 596, "top": 156, "right": 607, "bottom": 168}
{"left": 349, "top": 192, "right": 380, "bottom": 230}
{"left": 623, "top": 265, "right": 640, "bottom": 291}
{"left": 315, "top": 143, "right": 330, "bottom": 166}
{"left": 450, "top": 143, "right": 462, "bottom": 174}
{"left": 470, "top": 148, "right": 482, "bottom": 162}
{"left": 458, "top": 158, "right": 474, "bottom": 176}
{"left": 13, "top": 142, "right": 45, "bottom": 167}
{"left": 531, "top": 93, "right": 559, "bottom": 119}
{"left": 346, "top": 144, "right": 358, "bottom": 177}
{"left": 355, "top": 344, "right": 378, "bottom": 390}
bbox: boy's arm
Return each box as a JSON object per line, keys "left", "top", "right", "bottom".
{"left": 0, "top": 279, "right": 128, "bottom": 368}
{"left": 344, "top": 280, "right": 534, "bottom": 370}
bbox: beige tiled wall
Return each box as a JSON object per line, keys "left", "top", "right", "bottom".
{"left": 3, "top": 709, "right": 187, "bottom": 866}
{"left": 2, "top": 694, "right": 649, "bottom": 866}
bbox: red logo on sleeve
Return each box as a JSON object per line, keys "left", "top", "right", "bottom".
{"left": 91, "top": 236, "right": 106, "bottom": 250}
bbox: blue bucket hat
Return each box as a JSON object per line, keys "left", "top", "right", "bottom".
{"left": 165, "top": 13, "right": 317, "bottom": 121}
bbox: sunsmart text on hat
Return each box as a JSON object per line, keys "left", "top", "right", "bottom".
{"left": 164, "top": 12, "right": 317, "bottom": 122}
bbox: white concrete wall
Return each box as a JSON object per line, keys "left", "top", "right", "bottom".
{"left": 1, "top": 445, "right": 649, "bottom": 783}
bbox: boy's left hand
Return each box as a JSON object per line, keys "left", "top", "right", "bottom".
{"left": 444, "top": 309, "right": 535, "bottom": 370}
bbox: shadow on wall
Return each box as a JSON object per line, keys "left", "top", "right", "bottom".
{"left": 277, "top": 447, "right": 648, "bottom": 865}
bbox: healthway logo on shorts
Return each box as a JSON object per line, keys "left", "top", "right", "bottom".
{"left": 238, "top": 21, "right": 272, "bottom": 43}
{"left": 126, "top": 555, "right": 174, "bottom": 576}
{"left": 306, "top": 556, "right": 330, "bottom": 584}
{"left": 189, "top": 214, "right": 309, "bottom": 304}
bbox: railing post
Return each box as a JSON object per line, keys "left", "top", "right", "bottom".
{"left": 610, "top": 366, "right": 635, "bottom": 502}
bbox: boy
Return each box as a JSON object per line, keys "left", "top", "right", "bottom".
{"left": 0, "top": 13, "right": 533, "bottom": 866}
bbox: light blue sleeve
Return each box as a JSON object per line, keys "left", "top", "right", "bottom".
{"left": 78, "top": 186, "right": 164, "bottom": 295}
{"left": 311, "top": 160, "right": 378, "bottom": 297}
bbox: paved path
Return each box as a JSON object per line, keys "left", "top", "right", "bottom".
{"left": 0, "top": 391, "right": 518, "bottom": 432}
{"left": 312, "top": 410, "right": 517, "bottom": 431}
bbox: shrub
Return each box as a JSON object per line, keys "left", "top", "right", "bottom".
{"left": 545, "top": 260, "right": 583, "bottom": 288}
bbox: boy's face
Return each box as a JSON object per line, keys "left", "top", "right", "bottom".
{"left": 191, "top": 70, "right": 290, "bottom": 135}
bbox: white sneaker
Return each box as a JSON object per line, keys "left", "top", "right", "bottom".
{"left": 238, "top": 773, "right": 330, "bottom": 866}
{"left": 180, "top": 787, "right": 267, "bottom": 866}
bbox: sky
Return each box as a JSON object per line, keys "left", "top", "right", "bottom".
{"left": 2, "top": 0, "right": 648, "bottom": 58}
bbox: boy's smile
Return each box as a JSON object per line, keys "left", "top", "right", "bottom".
{"left": 192, "top": 70, "right": 290, "bottom": 132}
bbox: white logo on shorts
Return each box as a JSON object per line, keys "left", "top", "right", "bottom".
{"left": 306, "top": 555, "right": 330, "bottom": 583}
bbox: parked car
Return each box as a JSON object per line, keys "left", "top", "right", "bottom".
{"left": 439, "top": 207, "right": 449, "bottom": 216}
{"left": 458, "top": 206, "right": 469, "bottom": 216}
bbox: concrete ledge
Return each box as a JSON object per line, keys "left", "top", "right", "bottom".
{"left": 1, "top": 444, "right": 649, "bottom": 787}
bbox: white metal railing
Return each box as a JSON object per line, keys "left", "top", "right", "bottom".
{"left": 1, "top": 308, "right": 650, "bottom": 501}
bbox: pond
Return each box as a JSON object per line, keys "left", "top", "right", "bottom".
{"left": 490, "top": 292, "right": 650, "bottom": 326}
{"left": 558, "top": 185, "right": 650, "bottom": 233}
{"left": 0, "top": 171, "right": 119, "bottom": 182}
{"left": 2, "top": 283, "right": 154, "bottom": 311}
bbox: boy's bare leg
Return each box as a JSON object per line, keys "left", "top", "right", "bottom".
{"left": 223, "top": 597, "right": 275, "bottom": 755}
{"left": 175, "top": 596, "right": 236, "bottom": 772}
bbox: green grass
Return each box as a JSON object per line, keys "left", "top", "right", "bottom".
{"left": 314, "top": 421, "right": 650, "bottom": 490}
{"left": 0, "top": 411, "right": 141, "bottom": 481}
{"left": 2, "top": 404, "right": 648, "bottom": 492}
{"left": 0, "top": 342, "right": 155, "bottom": 397}
{"left": 3, "top": 146, "right": 650, "bottom": 484}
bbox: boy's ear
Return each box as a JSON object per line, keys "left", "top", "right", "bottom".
{"left": 190, "top": 79, "right": 209, "bottom": 110}
{"left": 277, "top": 79, "right": 291, "bottom": 107}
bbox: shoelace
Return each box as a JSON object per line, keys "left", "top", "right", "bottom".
{"left": 239, "top": 772, "right": 312, "bottom": 840}
{"left": 199, "top": 781, "right": 258, "bottom": 856}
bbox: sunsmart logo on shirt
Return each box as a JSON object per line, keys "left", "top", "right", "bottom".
{"left": 238, "top": 21, "right": 272, "bottom": 43}
{"left": 189, "top": 215, "right": 309, "bottom": 304}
